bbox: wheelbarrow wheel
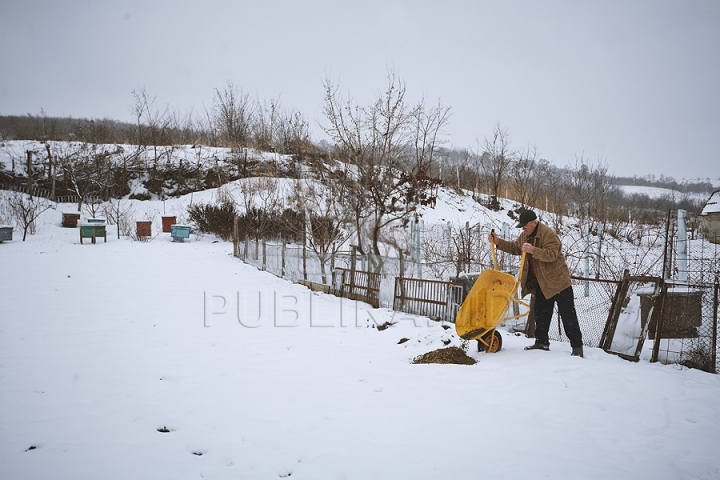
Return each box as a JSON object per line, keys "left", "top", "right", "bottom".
{"left": 476, "top": 330, "right": 503, "bottom": 353}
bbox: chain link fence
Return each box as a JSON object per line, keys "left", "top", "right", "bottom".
{"left": 235, "top": 237, "right": 461, "bottom": 309}
{"left": 542, "top": 277, "right": 619, "bottom": 349}
{"left": 650, "top": 280, "right": 718, "bottom": 372}
{"left": 656, "top": 210, "right": 720, "bottom": 372}
{"left": 234, "top": 210, "right": 718, "bottom": 372}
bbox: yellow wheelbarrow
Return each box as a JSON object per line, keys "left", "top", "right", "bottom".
{"left": 455, "top": 230, "right": 530, "bottom": 352}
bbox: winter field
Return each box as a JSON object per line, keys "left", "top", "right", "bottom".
{"left": 2, "top": 190, "right": 720, "bottom": 480}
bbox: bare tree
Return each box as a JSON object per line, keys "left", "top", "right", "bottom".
{"left": 238, "top": 177, "right": 283, "bottom": 257}
{"left": 480, "top": 123, "right": 514, "bottom": 210}
{"left": 53, "top": 142, "right": 89, "bottom": 211}
{"left": 544, "top": 164, "right": 570, "bottom": 233}
{"left": 321, "top": 72, "right": 405, "bottom": 256}
{"left": 325, "top": 161, "right": 370, "bottom": 254}
{"left": 7, "top": 192, "right": 52, "bottom": 241}
{"left": 321, "top": 70, "right": 446, "bottom": 263}
{"left": 511, "top": 145, "right": 546, "bottom": 208}
{"left": 210, "top": 81, "right": 254, "bottom": 151}
{"left": 130, "top": 87, "right": 172, "bottom": 168}
{"left": 275, "top": 108, "right": 312, "bottom": 155}
{"left": 102, "top": 199, "right": 136, "bottom": 239}
{"left": 288, "top": 179, "right": 351, "bottom": 284}
{"left": 52, "top": 142, "right": 120, "bottom": 211}
{"left": 568, "top": 155, "right": 619, "bottom": 231}
{"left": 252, "top": 96, "right": 281, "bottom": 153}
{"left": 409, "top": 97, "right": 452, "bottom": 174}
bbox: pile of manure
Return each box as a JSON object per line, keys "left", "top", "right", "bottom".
{"left": 412, "top": 346, "right": 476, "bottom": 365}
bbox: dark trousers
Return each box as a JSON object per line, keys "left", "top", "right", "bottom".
{"left": 533, "top": 285, "right": 584, "bottom": 348}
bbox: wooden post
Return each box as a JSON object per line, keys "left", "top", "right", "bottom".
{"left": 330, "top": 243, "right": 335, "bottom": 276}
{"left": 233, "top": 217, "right": 239, "bottom": 258}
{"left": 281, "top": 235, "right": 286, "bottom": 278}
{"left": 302, "top": 226, "right": 308, "bottom": 281}
{"left": 26, "top": 151, "right": 33, "bottom": 198}
{"left": 350, "top": 247, "right": 357, "bottom": 292}
{"left": 262, "top": 239, "right": 267, "bottom": 271}
{"left": 399, "top": 249, "right": 404, "bottom": 279}
{"left": 45, "top": 144, "right": 55, "bottom": 201}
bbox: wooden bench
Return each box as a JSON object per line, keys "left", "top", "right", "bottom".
{"left": 79, "top": 224, "right": 107, "bottom": 244}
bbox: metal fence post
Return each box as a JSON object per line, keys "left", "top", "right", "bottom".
{"left": 584, "top": 224, "right": 590, "bottom": 297}
{"left": 281, "top": 235, "right": 286, "bottom": 278}
{"left": 596, "top": 223, "right": 603, "bottom": 280}
{"left": 713, "top": 276, "right": 719, "bottom": 373}
{"left": 262, "top": 239, "right": 267, "bottom": 271}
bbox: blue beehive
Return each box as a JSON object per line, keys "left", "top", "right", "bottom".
{"left": 170, "top": 224, "right": 191, "bottom": 242}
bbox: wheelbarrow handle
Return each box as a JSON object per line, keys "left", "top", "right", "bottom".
{"left": 515, "top": 250, "right": 527, "bottom": 292}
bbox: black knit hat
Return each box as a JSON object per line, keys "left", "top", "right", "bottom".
{"left": 516, "top": 210, "right": 537, "bottom": 228}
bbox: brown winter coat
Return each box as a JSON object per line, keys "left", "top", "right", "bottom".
{"left": 495, "top": 222, "right": 572, "bottom": 299}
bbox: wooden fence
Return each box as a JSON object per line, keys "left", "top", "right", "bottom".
{"left": 393, "top": 277, "right": 465, "bottom": 322}
{"left": 333, "top": 268, "right": 382, "bottom": 308}
{"left": 0, "top": 182, "right": 94, "bottom": 204}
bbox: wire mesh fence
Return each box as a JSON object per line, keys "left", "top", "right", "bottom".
{"left": 234, "top": 209, "right": 719, "bottom": 372}
{"left": 659, "top": 209, "right": 720, "bottom": 372}
{"left": 540, "top": 277, "right": 619, "bottom": 349}
{"left": 234, "top": 237, "right": 495, "bottom": 309}
{"left": 651, "top": 280, "right": 718, "bottom": 373}
{"left": 234, "top": 236, "right": 615, "bottom": 341}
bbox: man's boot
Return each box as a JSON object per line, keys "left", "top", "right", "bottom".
{"left": 524, "top": 341, "right": 550, "bottom": 351}
{"left": 571, "top": 346, "right": 584, "bottom": 357}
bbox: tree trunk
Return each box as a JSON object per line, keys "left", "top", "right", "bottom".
{"left": 26, "top": 151, "right": 33, "bottom": 198}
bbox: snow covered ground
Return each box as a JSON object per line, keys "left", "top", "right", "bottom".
{"left": 619, "top": 185, "right": 712, "bottom": 203}
{"left": 2, "top": 201, "right": 720, "bottom": 480}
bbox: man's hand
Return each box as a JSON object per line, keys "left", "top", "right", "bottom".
{"left": 488, "top": 232, "right": 499, "bottom": 245}
{"left": 522, "top": 242, "right": 535, "bottom": 254}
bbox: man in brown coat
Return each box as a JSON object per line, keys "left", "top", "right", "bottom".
{"left": 489, "top": 210, "right": 584, "bottom": 357}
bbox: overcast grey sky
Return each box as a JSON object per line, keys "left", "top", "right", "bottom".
{"left": 1, "top": 0, "right": 718, "bottom": 181}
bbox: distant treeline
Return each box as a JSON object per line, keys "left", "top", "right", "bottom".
{"left": 0, "top": 114, "right": 200, "bottom": 146}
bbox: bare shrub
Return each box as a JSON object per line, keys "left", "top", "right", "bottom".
{"left": 187, "top": 202, "right": 237, "bottom": 241}
{"left": 7, "top": 192, "right": 53, "bottom": 241}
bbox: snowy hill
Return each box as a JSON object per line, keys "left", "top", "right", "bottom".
{"left": 1, "top": 193, "right": 720, "bottom": 479}
{"left": 620, "top": 184, "right": 712, "bottom": 203}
